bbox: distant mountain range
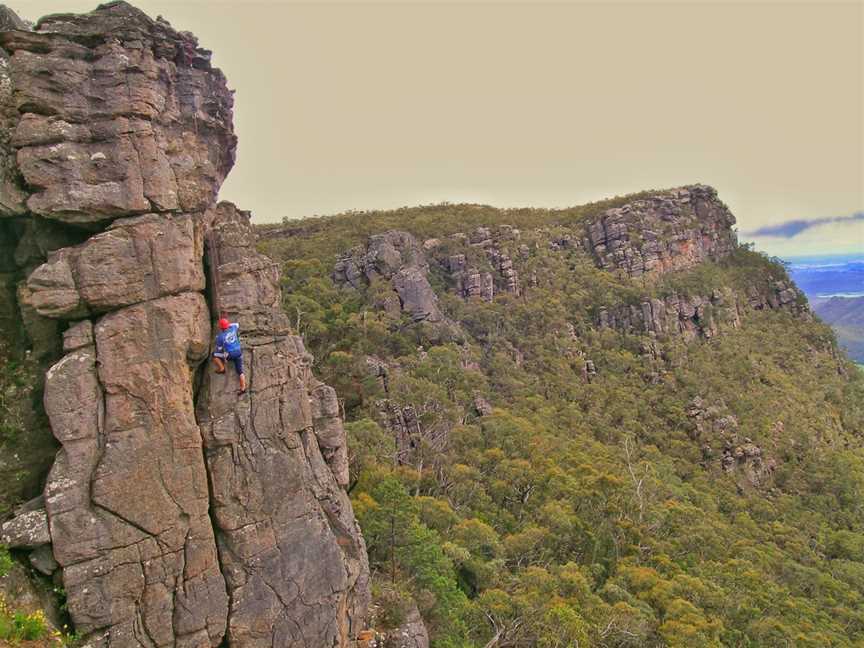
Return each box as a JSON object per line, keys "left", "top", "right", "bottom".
{"left": 786, "top": 254, "right": 864, "bottom": 362}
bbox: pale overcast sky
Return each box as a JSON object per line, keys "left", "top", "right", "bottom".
{"left": 8, "top": 0, "right": 864, "bottom": 256}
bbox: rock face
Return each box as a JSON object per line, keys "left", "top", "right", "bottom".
{"left": 44, "top": 292, "right": 229, "bottom": 646}
{"left": 597, "top": 281, "right": 805, "bottom": 340}
{"left": 585, "top": 185, "right": 737, "bottom": 277}
{"left": 0, "top": 1, "right": 236, "bottom": 224}
{"left": 0, "top": 3, "right": 369, "bottom": 647}
{"left": 24, "top": 213, "right": 205, "bottom": 318}
{"left": 334, "top": 230, "right": 447, "bottom": 324}
{"left": 197, "top": 203, "right": 368, "bottom": 647}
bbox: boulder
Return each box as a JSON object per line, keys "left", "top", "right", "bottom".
{"left": 0, "top": 506, "right": 49, "bottom": 548}
{"left": 28, "top": 544, "right": 58, "bottom": 576}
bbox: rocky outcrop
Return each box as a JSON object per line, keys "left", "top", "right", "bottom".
{"left": 688, "top": 398, "right": 775, "bottom": 487}
{"left": 447, "top": 254, "right": 494, "bottom": 302}
{"left": 0, "top": 1, "right": 236, "bottom": 224}
{"left": 383, "top": 604, "right": 430, "bottom": 648}
{"left": 586, "top": 185, "right": 737, "bottom": 277}
{"left": 598, "top": 289, "right": 740, "bottom": 340}
{"left": 377, "top": 400, "right": 424, "bottom": 464}
{"left": 440, "top": 226, "right": 522, "bottom": 301}
{"left": 334, "top": 230, "right": 448, "bottom": 325}
{"left": 747, "top": 280, "right": 802, "bottom": 311}
{"left": 597, "top": 281, "right": 805, "bottom": 341}
{"left": 0, "top": 3, "right": 369, "bottom": 646}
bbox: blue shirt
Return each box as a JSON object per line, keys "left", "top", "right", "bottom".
{"left": 215, "top": 323, "right": 242, "bottom": 357}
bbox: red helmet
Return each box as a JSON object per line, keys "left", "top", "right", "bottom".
{"left": 218, "top": 318, "right": 230, "bottom": 330}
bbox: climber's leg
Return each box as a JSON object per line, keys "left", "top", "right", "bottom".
{"left": 212, "top": 354, "right": 226, "bottom": 374}
{"left": 230, "top": 354, "right": 247, "bottom": 394}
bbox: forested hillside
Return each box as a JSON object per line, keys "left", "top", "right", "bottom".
{"left": 812, "top": 296, "right": 864, "bottom": 363}
{"left": 259, "top": 186, "right": 864, "bottom": 647}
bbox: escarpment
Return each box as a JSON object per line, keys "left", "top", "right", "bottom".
{"left": 585, "top": 184, "right": 738, "bottom": 277}
{"left": 314, "top": 185, "right": 816, "bottom": 493}
{"left": 257, "top": 183, "right": 862, "bottom": 646}
{"left": 329, "top": 185, "right": 804, "bottom": 345}
{"left": 0, "top": 3, "right": 369, "bottom": 646}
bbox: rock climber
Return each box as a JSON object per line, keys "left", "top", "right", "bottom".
{"left": 213, "top": 318, "right": 247, "bottom": 394}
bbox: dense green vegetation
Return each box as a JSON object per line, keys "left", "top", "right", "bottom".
{"left": 261, "top": 199, "right": 864, "bottom": 647}
{"left": 812, "top": 297, "right": 864, "bottom": 363}
{"left": 0, "top": 598, "right": 49, "bottom": 643}
{"left": 0, "top": 341, "right": 56, "bottom": 519}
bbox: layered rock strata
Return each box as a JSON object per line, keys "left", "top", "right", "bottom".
{"left": 0, "top": 1, "right": 236, "bottom": 223}
{"left": 585, "top": 185, "right": 737, "bottom": 277}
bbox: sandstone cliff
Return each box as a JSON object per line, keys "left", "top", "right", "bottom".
{"left": 585, "top": 184, "right": 737, "bottom": 277}
{"left": 0, "top": 3, "right": 369, "bottom": 646}
{"left": 329, "top": 186, "right": 803, "bottom": 346}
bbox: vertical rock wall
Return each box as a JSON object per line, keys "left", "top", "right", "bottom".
{"left": 585, "top": 185, "right": 738, "bottom": 277}
{"left": 0, "top": 2, "right": 369, "bottom": 646}
{"left": 197, "top": 203, "right": 368, "bottom": 647}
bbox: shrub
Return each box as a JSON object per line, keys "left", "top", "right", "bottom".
{"left": 0, "top": 545, "right": 13, "bottom": 578}
{"left": 0, "top": 597, "right": 48, "bottom": 642}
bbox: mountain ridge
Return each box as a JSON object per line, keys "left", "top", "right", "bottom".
{"left": 258, "top": 187, "right": 864, "bottom": 647}
{"left": 0, "top": 1, "right": 861, "bottom": 647}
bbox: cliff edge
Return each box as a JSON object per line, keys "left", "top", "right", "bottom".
{"left": 0, "top": 2, "right": 369, "bottom": 646}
